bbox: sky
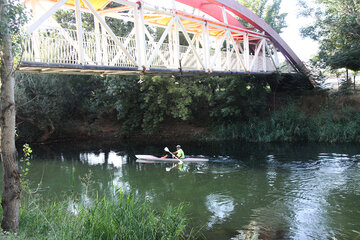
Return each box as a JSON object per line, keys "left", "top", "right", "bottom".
{"left": 280, "top": 0, "right": 319, "bottom": 62}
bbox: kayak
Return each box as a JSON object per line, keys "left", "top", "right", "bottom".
{"left": 135, "top": 155, "right": 209, "bottom": 163}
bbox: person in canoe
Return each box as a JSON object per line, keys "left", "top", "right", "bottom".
{"left": 168, "top": 145, "right": 186, "bottom": 171}
{"left": 173, "top": 145, "right": 185, "bottom": 159}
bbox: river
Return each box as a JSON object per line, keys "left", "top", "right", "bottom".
{"left": 13, "top": 141, "right": 360, "bottom": 239}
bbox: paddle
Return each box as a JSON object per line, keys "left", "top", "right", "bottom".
{"left": 164, "top": 147, "right": 183, "bottom": 171}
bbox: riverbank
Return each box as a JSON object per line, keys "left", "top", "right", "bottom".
{"left": 15, "top": 72, "right": 360, "bottom": 145}
{"left": 26, "top": 92, "right": 360, "bottom": 145}
{"left": 1, "top": 189, "right": 196, "bottom": 239}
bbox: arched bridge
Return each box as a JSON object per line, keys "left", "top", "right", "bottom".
{"left": 21, "top": 0, "right": 309, "bottom": 79}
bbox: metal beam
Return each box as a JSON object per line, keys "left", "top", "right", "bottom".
{"left": 229, "top": 33, "right": 246, "bottom": 70}
{"left": 250, "top": 39, "right": 264, "bottom": 71}
{"left": 26, "top": 0, "right": 68, "bottom": 35}
{"left": 82, "top": 0, "right": 137, "bottom": 66}
{"left": 134, "top": 2, "right": 147, "bottom": 69}
{"left": 205, "top": 0, "right": 309, "bottom": 74}
{"left": 209, "top": 31, "right": 227, "bottom": 70}
{"left": 75, "top": 0, "right": 84, "bottom": 65}
{"left": 147, "top": 17, "right": 175, "bottom": 69}
{"left": 178, "top": 18, "right": 205, "bottom": 69}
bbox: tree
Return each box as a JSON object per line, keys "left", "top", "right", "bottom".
{"left": 98, "top": 75, "right": 194, "bottom": 136}
{"left": 210, "top": 75, "right": 268, "bottom": 123}
{"left": 0, "top": 0, "right": 28, "bottom": 232}
{"left": 53, "top": 4, "right": 134, "bottom": 37}
{"left": 238, "top": 0, "right": 288, "bottom": 33}
{"left": 299, "top": 0, "right": 360, "bottom": 71}
{"left": 15, "top": 74, "right": 97, "bottom": 142}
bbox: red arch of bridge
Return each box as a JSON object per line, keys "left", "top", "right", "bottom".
{"left": 176, "top": 0, "right": 307, "bottom": 74}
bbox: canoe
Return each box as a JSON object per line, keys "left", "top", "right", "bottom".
{"left": 135, "top": 155, "right": 209, "bottom": 163}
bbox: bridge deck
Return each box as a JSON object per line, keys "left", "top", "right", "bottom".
{"left": 19, "top": 61, "right": 276, "bottom": 76}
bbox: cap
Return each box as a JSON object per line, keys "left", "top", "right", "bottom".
{"left": 176, "top": 145, "right": 181, "bottom": 148}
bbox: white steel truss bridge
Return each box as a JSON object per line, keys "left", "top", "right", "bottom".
{"left": 21, "top": 0, "right": 309, "bottom": 78}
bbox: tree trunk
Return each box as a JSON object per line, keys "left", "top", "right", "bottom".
{"left": 0, "top": 4, "right": 21, "bottom": 232}
{"left": 354, "top": 74, "right": 356, "bottom": 90}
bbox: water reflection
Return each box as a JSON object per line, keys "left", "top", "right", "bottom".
{"left": 15, "top": 142, "right": 360, "bottom": 240}
{"left": 283, "top": 153, "right": 357, "bottom": 240}
{"left": 206, "top": 194, "right": 235, "bottom": 228}
{"left": 108, "top": 152, "right": 127, "bottom": 168}
{"left": 80, "top": 152, "right": 105, "bottom": 165}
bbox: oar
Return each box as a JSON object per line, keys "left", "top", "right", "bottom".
{"left": 164, "top": 147, "right": 183, "bottom": 171}
{"left": 166, "top": 164, "right": 178, "bottom": 172}
{"left": 164, "top": 147, "right": 183, "bottom": 162}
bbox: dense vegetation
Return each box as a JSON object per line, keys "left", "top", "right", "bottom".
{"left": 210, "top": 102, "right": 360, "bottom": 143}
{"left": 0, "top": 190, "right": 193, "bottom": 239}
{"left": 14, "top": 73, "right": 277, "bottom": 142}
{"left": 300, "top": 0, "right": 360, "bottom": 72}
{"left": 15, "top": 72, "right": 360, "bottom": 144}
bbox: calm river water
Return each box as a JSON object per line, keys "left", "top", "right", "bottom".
{"left": 14, "top": 141, "right": 360, "bottom": 239}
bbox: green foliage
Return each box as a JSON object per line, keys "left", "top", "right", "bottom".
{"left": 11, "top": 190, "right": 192, "bottom": 240}
{"left": 99, "top": 75, "right": 194, "bottom": 136}
{"left": 327, "top": 43, "right": 360, "bottom": 71}
{"left": 210, "top": 101, "right": 360, "bottom": 143}
{"left": 0, "top": 0, "right": 29, "bottom": 43}
{"left": 53, "top": 9, "right": 94, "bottom": 32}
{"left": 19, "top": 143, "right": 32, "bottom": 178}
{"left": 96, "top": 75, "right": 142, "bottom": 136}
{"left": 0, "top": 0, "right": 29, "bottom": 66}
{"left": 299, "top": 0, "right": 360, "bottom": 71}
{"left": 15, "top": 74, "right": 101, "bottom": 141}
{"left": 211, "top": 104, "right": 310, "bottom": 142}
{"left": 140, "top": 76, "right": 192, "bottom": 132}
{"left": 210, "top": 75, "right": 268, "bottom": 123}
{"left": 82, "top": 193, "right": 188, "bottom": 239}
{"left": 14, "top": 72, "right": 360, "bottom": 144}
{"left": 96, "top": 75, "right": 269, "bottom": 137}
{"left": 238, "top": 0, "right": 287, "bottom": 33}
{"left": 53, "top": 8, "right": 133, "bottom": 37}
{"left": 311, "top": 106, "right": 360, "bottom": 143}
{"left": 14, "top": 73, "right": 273, "bottom": 140}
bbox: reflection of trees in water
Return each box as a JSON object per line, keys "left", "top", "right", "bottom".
{"left": 26, "top": 147, "right": 128, "bottom": 202}
{"left": 195, "top": 141, "right": 360, "bottom": 158}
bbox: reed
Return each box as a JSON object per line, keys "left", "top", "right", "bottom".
{"left": 209, "top": 104, "right": 360, "bottom": 143}
{"left": 1, "top": 190, "right": 194, "bottom": 239}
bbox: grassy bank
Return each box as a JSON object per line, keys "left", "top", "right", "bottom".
{"left": 2, "top": 190, "right": 196, "bottom": 239}
{"left": 209, "top": 103, "right": 360, "bottom": 143}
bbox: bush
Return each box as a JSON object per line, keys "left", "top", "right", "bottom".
{"left": 209, "top": 103, "right": 360, "bottom": 143}
{"left": 211, "top": 105, "right": 311, "bottom": 142}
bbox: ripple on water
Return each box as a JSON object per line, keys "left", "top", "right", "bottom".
{"left": 206, "top": 193, "right": 236, "bottom": 228}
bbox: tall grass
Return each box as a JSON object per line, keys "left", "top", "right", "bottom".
{"left": 2, "top": 190, "right": 194, "bottom": 239}
{"left": 209, "top": 104, "right": 360, "bottom": 143}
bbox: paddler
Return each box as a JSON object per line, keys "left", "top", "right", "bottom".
{"left": 173, "top": 145, "right": 185, "bottom": 159}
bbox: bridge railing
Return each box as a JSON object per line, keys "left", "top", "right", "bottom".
{"left": 23, "top": 26, "right": 276, "bottom": 72}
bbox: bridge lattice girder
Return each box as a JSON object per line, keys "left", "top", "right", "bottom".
{"left": 177, "top": 0, "right": 306, "bottom": 72}
{"left": 21, "top": 0, "right": 308, "bottom": 79}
